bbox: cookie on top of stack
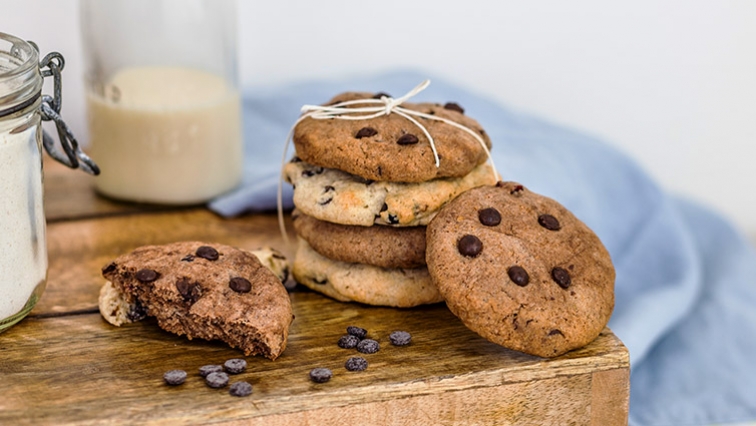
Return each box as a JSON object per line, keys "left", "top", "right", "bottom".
{"left": 285, "top": 90, "right": 497, "bottom": 307}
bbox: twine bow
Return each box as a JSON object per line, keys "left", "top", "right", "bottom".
{"left": 277, "top": 80, "right": 500, "bottom": 244}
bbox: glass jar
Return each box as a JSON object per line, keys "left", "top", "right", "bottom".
{"left": 80, "top": 0, "right": 243, "bottom": 205}
{"left": 0, "top": 32, "right": 47, "bottom": 332}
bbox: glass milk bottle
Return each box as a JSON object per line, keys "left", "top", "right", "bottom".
{"left": 1, "top": 32, "right": 97, "bottom": 332}
{"left": 80, "top": 0, "right": 242, "bottom": 204}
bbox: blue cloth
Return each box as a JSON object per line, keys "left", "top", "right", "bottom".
{"left": 210, "top": 71, "right": 756, "bottom": 426}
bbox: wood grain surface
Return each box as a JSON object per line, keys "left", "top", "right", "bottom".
{"left": 0, "top": 158, "right": 630, "bottom": 425}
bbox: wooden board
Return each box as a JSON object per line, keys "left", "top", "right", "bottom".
{"left": 0, "top": 158, "right": 630, "bottom": 425}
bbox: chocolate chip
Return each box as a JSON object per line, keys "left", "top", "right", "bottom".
{"left": 478, "top": 208, "right": 501, "bottom": 226}
{"left": 387, "top": 214, "right": 399, "bottom": 224}
{"left": 548, "top": 329, "right": 565, "bottom": 337}
{"left": 356, "top": 339, "right": 380, "bottom": 354}
{"left": 347, "top": 326, "right": 368, "bottom": 339}
{"left": 309, "top": 368, "right": 332, "bottom": 383}
{"left": 345, "top": 356, "right": 368, "bottom": 372}
{"left": 396, "top": 134, "right": 419, "bottom": 145}
{"left": 224, "top": 358, "right": 247, "bottom": 374}
{"left": 355, "top": 127, "right": 378, "bottom": 139}
{"left": 323, "top": 185, "right": 335, "bottom": 193}
{"left": 338, "top": 334, "right": 361, "bottom": 349}
{"left": 180, "top": 255, "right": 195, "bottom": 262}
{"left": 319, "top": 197, "right": 333, "bottom": 206}
{"left": 199, "top": 365, "right": 223, "bottom": 377}
{"left": 380, "top": 203, "right": 388, "bottom": 212}
{"left": 127, "top": 299, "right": 147, "bottom": 321}
{"left": 551, "top": 267, "right": 571, "bottom": 289}
{"left": 176, "top": 279, "right": 191, "bottom": 298}
{"left": 195, "top": 246, "right": 219, "bottom": 261}
{"left": 163, "top": 370, "right": 187, "bottom": 386}
{"left": 229, "top": 277, "right": 252, "bottom": 293}
{"left": 538, "top": 214, "right": 561, "bottom": 231}
{"left": 389, "top": 331, "right": 412, "bottom": 346}
{"left": 135, "top": 269, "right": 158, "bottom": 283}
{"left": 510, "top": 185, "right": 524, "bottom": 195}
{"left": 373, "top": 92, "right": 391, "bottom": 99}
{"left": 229, "top": 381, "right": 253, "bottom": 397}
{"left": 205, "top": 372, "right": 229, "bottom": 388}
{"left": 507, "top": 266, "right": 530, "bottom": 286}
{"left": 444, "top": 102, "right": 465, "bottom": 114}
{"left": 102, "top": 262, "right": 117, "bottom": 275}
{"left": 457, "top": 234, "right": 483, "bottom": 258}
{"left": 302, "top": 167, "right": 324, "bottom": 177}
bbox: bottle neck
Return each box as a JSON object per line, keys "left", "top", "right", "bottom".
{"left": 0, "top": 32, "right": 43, "bottom": 122}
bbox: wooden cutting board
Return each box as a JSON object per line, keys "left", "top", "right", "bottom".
{"left": 0, "top": 160, "right": 629, "bottom": 425}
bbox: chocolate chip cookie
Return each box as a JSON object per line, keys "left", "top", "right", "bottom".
{"left": 285, "top": 160, "right": 495, "bottom": 227}
{"left": 292, "top": 210, "right": 426, "bottom": 269}
{"left": 292, "top": 238, "right": 443, "bottom": 307}
{"left": 99, "top": 242, "right": 293, "bottom": 360}
{"left": 426, "top": 183, "right": 615, "bottom": 358}
{"left": 294, "top": 92, "right": 492, "bottom": 183}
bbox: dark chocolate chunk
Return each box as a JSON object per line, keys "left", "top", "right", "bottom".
{"left": 199, "top": 365, "right": 223, "bottom": 377}
{"left": 229, "top": 381, "right": 253, "bottom": 397}
{"left": 102, "top": 262, "right": 117, "bottom": 275}
{"left": 224, "top": 358, "right": 247, "bottom": 374}
{"left": 510, "top": 184, "right": 524, "bottom": 195}
{"left": 302, "top": 167, "right": 325, "bottom": 177}
{"left": 356, "top": 339, "right": 380, "bottom": 354}
{"left": 478, "top": 208, "right": 501, "bottom": 227}
{"left": 396, "top": 134, "right": 419, "bottom": 145}
{"left": 457, "top": 234, "right": 483, "bottom": 258}
{"left": 229, "top": 277, "right": 252, "bottom": 293}
{"left": 345, "top": 356, "right": 368, "bottom": 372}
{"left": 538, "top": 214, "right": 561, "bottom": 231}
{"left": 309, "top": 367, "right": 332, "bottom": 383}
{"left": 507, "top": 266, "right": 530, "bottom": 287}
{"left": 548, "top": 329, "right": 565, "bottom": 337}
{"left": 135, "top": 269, "right": 158, "bottom": 283}
{"left": 163, "top": 370, "right": 187, "bottom": 386}
{"left": 319, "top": 197, "right": 333, "bottom": 206}
{"left": 323, "top": 185, "right": 335, "bottom": 193}
{"left": 387, "top": 214, "right": 399, "bottom": 224}
{"left": 380, "top": 203, "right": 388, "bottom": 212}
{"left": 180, "top": 254, "right": 195, "bottom": 262}
{"left": 338, "top": 334, "right": 360, "bottom": 349}
{"left": 551, "top": 267, "right": 571, "bottom": 289}
{"left": 373, "top": 92, "right": 391, "bottom": 99}
{"left": 127, "top": 299, "right": 147, "bottom": 322}
{"left": 176, "top": 278, "right": 191, "bottom": 298}
{"left": 443, "top": 102, "right": 465, "bottom": 114}
{"left": 355, "top": 127, "right": 378, "bottom": 139}
{"left": 347, "top": 326, "right": 368, "bottom": 339}
{"left": 389, "top": 331, "right": 412, "bottom": 346}
{"left": 205, "top": 371, "right": 229, "bottom": 388}
{"left": 195, "top": 245, "right": 219, "bottom": 261}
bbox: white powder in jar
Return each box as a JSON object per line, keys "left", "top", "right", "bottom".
{"left": 0, "top": 122, "right": 47, "bottom": 321}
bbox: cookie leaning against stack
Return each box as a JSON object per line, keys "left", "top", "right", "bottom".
{"left": 286, "top": 91, "right": 497, "bottom": 307}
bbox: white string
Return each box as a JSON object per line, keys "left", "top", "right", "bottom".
{"left": 277, "top": 80, "right": 500, "bottom": 246}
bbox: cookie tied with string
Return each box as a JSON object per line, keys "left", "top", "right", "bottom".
{"left": 293, "top": 91, "right": 492, "bottom": 183}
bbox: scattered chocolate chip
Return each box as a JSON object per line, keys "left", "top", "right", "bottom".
{"left": 389, "top": 331, "right": 412, "bottom": 346}
{"left": 380, "top": 203, "right": 388, "bottom": 212}
{"left": 345, "top": 356, "right": 368, "bottom": 372}
{"left": 356, "top": 339, "right": 380, "bottom": 354}
{"left": 195, "top": 246, "right": 219, "bottom": 261}
{"left": 199, "top": 365, "right": 223, "bottom": 377}
{"left": 135, "top": 269, "right": 158, "bottom": 283}
{"left": 355, "top": 127, "right": 378, "bottom": 139}
{"left": 373, "top": 92, "right": 391, "bottom": 99}
{"left": 396, "top": 134, "right": 419, "bottom": 145}
{"left": 478, "top": 208, "right": 502, "bottom": 226}
{"left": 229, "top": 277, "right": 252, "bottom": 293}
{"left": 163, "top": 370, "right": 187, "bottom": 386}
{"left": 309, "top": 368, "right": 332, "bottom": 383}
{"left": 323, "top": 185, "right": 335, "bottom": 193}
{"left": 548, "top": 329, "right": 565, "bottom": 337}
{"left": 102, "top": 262, "right": 117, "bottom": 275}
{"left": 347, "top": 326, "right": 368, "bottom": 339}
{"left": 551, "top": 267, "right": 571, "bottom": 289}
{"left": 229, "top": 381, "right": 253, "bottom": 397}
{"left": 444, "top": 102, "right": 464, "bottom": 114}
{"left": 457, "top": 234, "right": 483, "bottom": 258}
{"left": 205, "top": 372, "right": 229, "bottom": 388}
{"left": 180, "top": 255, "right": 195, "bottom": 262}
{"left": 538, "top": 214, "right": 561, "bottom": 231}
{"left": 387, "top": 214, "right": 399, "bottom": 224}
{"left": 338, "top": 334, "right": 361, "bottom": 349}
{"left": 507, "top": 266, "right": 530, "bottom": 287}
{"left": 224, "top": 358, "right": 247, "bottom": 374}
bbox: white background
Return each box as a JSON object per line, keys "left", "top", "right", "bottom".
{"left": 2, "top": 0, "right": 755, "bottom": 236}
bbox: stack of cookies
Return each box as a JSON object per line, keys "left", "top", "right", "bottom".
{"left": 285, "top": 91, "right": 497, "bottom": 307}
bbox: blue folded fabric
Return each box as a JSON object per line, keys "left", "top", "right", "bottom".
{"left": 209, "top": 70, "right": 756, "bottom": 426}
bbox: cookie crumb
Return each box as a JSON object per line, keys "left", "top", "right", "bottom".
{"left": 224, "top": 358, "right": 247, "bottom": 374}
